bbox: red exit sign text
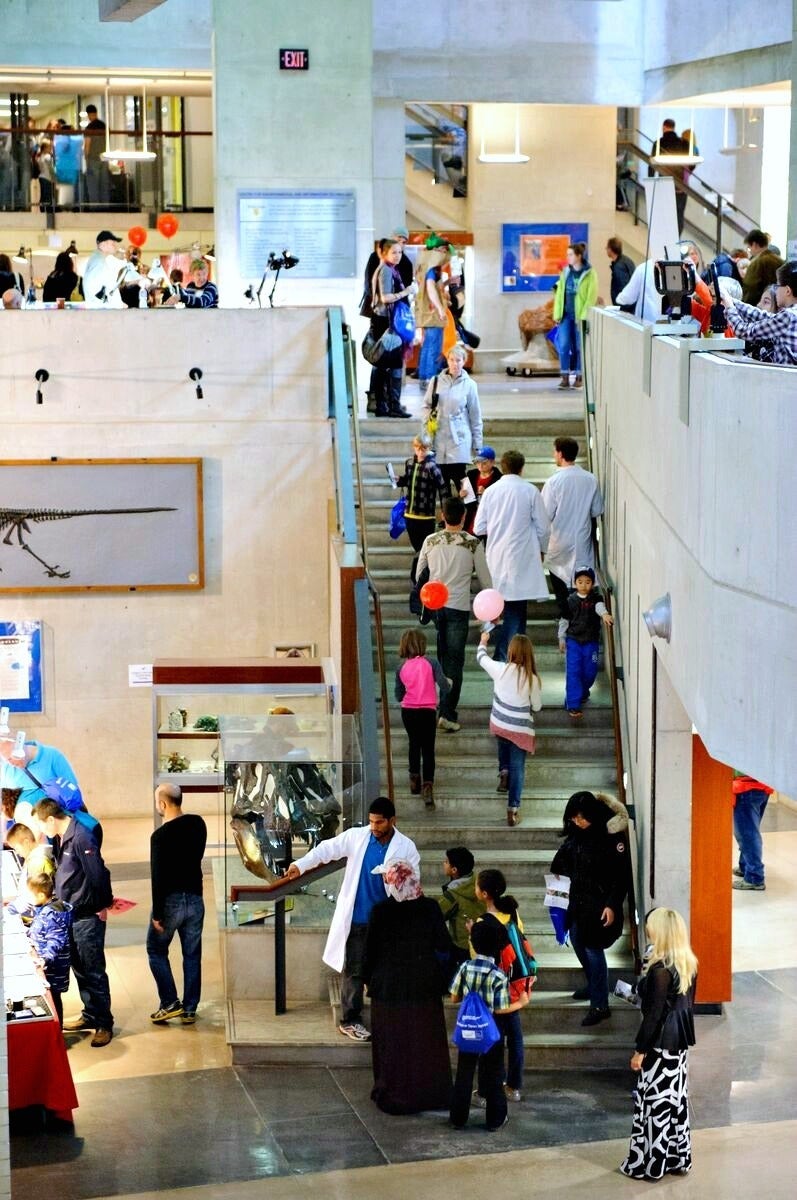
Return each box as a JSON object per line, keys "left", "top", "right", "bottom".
{"left": 279, "top": 49, "right": 309, "bottom": 70}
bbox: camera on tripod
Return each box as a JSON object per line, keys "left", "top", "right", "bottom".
{"left": 267, "top": 250, "right": 299, "bottom": 272}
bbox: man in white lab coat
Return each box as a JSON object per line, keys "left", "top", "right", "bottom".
{"left": 615, "top": 258, "right": 662, "bottom": 322}
{"left": 82, "top": 229, "right": 150, "bottom": 308}
{"left": 285, "top": 796, "right": 419, "bottom": 1042}
{"left": 473, "top": 449, "right": 551, "bottom": 661}
{"left": 541, "top": 436, "right": 604, "bottom": 619}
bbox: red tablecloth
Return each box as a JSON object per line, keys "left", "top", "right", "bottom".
{"left": 8, "top": 1008, "right": 78, "bottom": 1121}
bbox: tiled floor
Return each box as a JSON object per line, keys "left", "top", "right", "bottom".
{"left": 9, "top": 802, "right": 797, "bottom": 1199}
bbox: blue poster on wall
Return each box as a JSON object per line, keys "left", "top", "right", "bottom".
{"left": 0, "top": 621, "right": 43, "bottom": 713}
{"left": 501, "top": 223, "right": 589, "bottom": 293}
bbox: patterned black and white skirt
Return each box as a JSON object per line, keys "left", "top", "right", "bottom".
{"left": 620, "top": 1048, "right": 692, "bottom": 1180}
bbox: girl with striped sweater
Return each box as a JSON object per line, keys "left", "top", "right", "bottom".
{"left": 476, "top": 632, "right": 542, "bottom": 827}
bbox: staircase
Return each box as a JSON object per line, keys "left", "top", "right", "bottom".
{"left": 359, "top": 406, "right": 638, "bottom": 1069}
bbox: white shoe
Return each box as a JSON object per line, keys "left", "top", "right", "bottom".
{"left": 338, "top": 1021, "right": 371, "bottom": 1041}
{"left": 437, "top": 717, "right": 461, "bottom": 732}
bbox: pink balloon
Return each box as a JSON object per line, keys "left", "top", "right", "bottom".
{"left": 473, "top": 588, "right": 505, "bottom": 622}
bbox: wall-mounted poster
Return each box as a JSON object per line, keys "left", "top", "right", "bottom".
{"left": 0, "top": 459, "right": 204, "bottom": 594}
{"left": 0, "top": 621, "right": 42, "bottom": 713}
{"left": 238, "top": 189, "right": 356, "bottom": 278}
{"left": 501, "top": 223, "right": 589, "bottom": 293}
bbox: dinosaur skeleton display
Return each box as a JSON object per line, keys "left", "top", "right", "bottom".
{"left": 0, "top": 507, "right": 176, "bottom": 578}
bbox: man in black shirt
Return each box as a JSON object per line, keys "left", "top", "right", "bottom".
{"left": 147, "top": 784, "right": 207, "bottom": 1025}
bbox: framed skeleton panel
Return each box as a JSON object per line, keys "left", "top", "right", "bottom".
{"left": 0, "top": 458, "right": 204, "bottom": 593}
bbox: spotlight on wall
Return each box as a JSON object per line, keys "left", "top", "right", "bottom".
{"left": 189, "top": 366, "right": 203, "bottom": 400}
{"left": 35, "top": 368, "right": 49, "bottom": 406}
{"left": 642, "top": 593, "right": 672, "bottom": 642}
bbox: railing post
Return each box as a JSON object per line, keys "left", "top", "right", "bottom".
{"left": 274, "top": 897, "right": 287, "bottom": 1015}
{"left": 715, "top": 192, "right": 723, "bottom": 256}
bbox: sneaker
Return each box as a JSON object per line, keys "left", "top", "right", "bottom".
{"left": 181, "top": 1011, "right": 197, "bottom": 1025}
{"left": 150, "top": 1001, "right": 184, "bottom": 1024}
{"left": 90, "top": 1028, "right": 113, "bottom": 1048}
{"left": 568, "top": 709, "right": 583, "bottom": 719}
{"left": 557, "top": 378, "right": 570, "bottom": 390}
{"left": 338, "top": 1021, "right": 371, "bottom": 1041}
{"left": 504, "top": 1086, "right": 522, "bottom": 1102}
{"left": 437, "top": 717, "right": 461, "bottom": 732}
{"left": 732, "top": 878, "right": 765, "bottom": 891}
{"left": 471, "top": 1090, "right": 487, "bottom": 1109}
{"left": 63, "top": 1015, "right": 94, "bottom": 1032}
{"left": 571, "top": 987, "right": 591, "bottom": 1001}
{"left": 573, "top": 375, "right": 583, "bottom": 389}
{"left": 486, "top": 1114, "right": 510, "bottom": 1132}
{"left": 732, "top": 867, "right": 744, "bottom": 878}
{"left": 581, "top": 1006, "right": 611, "bottom": 1027}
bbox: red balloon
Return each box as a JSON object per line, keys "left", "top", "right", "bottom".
{"left": 419, "top": 580, "right": 449, "bottom": 611}
{"left": 156, "top": 213, "right": 179, "bottom": 239}
{"left": 128, "top": 225, "right": 147, "bottom": 248}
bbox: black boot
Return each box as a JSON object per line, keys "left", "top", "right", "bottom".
{"left": 366, "top": 391, "right": 377, "bottom": 413}
{"left": 374, "top": 372, "right": 390, "bottom": 416}
{"left": 387, "top": 369, "right": 411, "bottom": 418}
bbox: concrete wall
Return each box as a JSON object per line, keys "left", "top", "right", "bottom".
{"left": 586, "top": 310, "right": 797, "bottom": 917}
{"left": 1, "top": 0, "right": 212, "bottom": 68}
{"left": 0, "top": 308, "right": 334, "bottom": 819}
{"left": 642, "top": 0, "right": 791, "bottom": 72}
{"left": 468, "top": 103, "right": 617, "bottom": 350}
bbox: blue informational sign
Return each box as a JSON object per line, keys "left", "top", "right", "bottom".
{"left": 501, "top": 223, "right": 589, "bottom": 293}
{"left": 0, "top": 621, "right": 43, "bottom": 713}
{"left": 238, "top": 189, "right": 356, "bottom": 279}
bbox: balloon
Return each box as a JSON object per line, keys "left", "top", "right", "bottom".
{"left": 473, "top": 588, "right": 505, "bottom": 622}
{"left": 156, "top": 213, "right": 179, "bottom": 239}
{"left": 127, "top": 225, "right": 147, "bottom": 247}
{"left": 419, "top": 580, "right": 449, "bottom": 611}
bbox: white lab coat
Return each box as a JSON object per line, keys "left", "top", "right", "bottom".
{"left": 615, "top": 259, "right": 661, "bottom": 323}
{"left": 82, "top": 250, "right": 146, "bottom": 308}
{"left": 473, "top": 473, "right": 550, "bottom": 601}
{"left": 295, "top": 825, "right": 420, "bottom": 972}
{"left": 541, "top": 465, "right": 604, "bottom": 586}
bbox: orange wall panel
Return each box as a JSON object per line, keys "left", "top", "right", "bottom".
{"left": 690, "top": 736, "right": 733, "bottom": 1004}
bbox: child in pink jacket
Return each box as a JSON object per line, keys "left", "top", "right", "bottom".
{"left": 395, "top": 628, "right": 450, "bottom": 810}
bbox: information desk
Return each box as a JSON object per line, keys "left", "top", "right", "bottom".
{"left": 8, "top": 997, "right": 78, "bottom": 1122}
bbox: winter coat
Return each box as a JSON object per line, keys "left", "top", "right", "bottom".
{"left": 28, "top": 900, "right": 73, "bottom": 993}
{"left": 550, "top": 792, "right": 629, "bottom": 949}
{"left": 396, "top": 454, "right": 446, "bottom": 518}
{"left": 553, "top": 265, "right": 599, "bottom": 322}
{"left": 422, "top": 370, "right": 483, "bottom": 465}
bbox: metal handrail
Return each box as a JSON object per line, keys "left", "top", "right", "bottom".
{"left": 582, "top": 325, "right": 642, "bottom": 973}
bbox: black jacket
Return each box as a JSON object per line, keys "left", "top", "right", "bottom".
{"left": 610, "top": 254, "right": 635, "bottom": 308}
{"left": 635, "top": 963, "right": 696, "bottom": 1054}
{"left": 565, "top": 588, "right": 605, "bottom": 644}
{"left": 397, "top": 454, "right": 446, "bottom": 518}
{"left": 53, "top": 817, "right": 113, "bottom": 918}
{"left": 551, "top": 806, "right": 627, "bottom": 948}
{"left": 363, "top": 896, "right": 453, "bottom": 1002}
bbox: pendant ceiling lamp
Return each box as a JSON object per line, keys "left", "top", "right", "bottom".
{"left": 479, "top": 106, "right": 530, "bottom": 164}
{"left": 650, "top": 108, "right": 702, "bottom": 168}
{"left": 101, "top": 83, "right": 156, "bottom": 162}
{"left": 718, "top": 107, "right": 758, "bottom": 155}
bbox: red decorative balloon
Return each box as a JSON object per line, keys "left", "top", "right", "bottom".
{"left": 419, "top": 580, "right": 449, "bottom": 611}
{"left": 128, "top": 225, "right": 147, "bottom": 248}
{"left": 156, "top": 213, "right": 179, "bottom": 239}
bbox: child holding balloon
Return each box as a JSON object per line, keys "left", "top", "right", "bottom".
{"left": 395, "top": 628, "right": 451, "bottom": 809}
{"left": 476, "top": 625, "right": 541, "bottom": 827}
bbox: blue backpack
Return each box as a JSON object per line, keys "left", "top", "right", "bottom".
{"left": 452, "top": 990, "right": 500, "bottom": 1054}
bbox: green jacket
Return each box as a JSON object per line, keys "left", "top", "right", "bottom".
{"left": 553, "top": 265, "right": 599, "bottom": 323}
{"left": 436, "top": 874, "right": 485, "bottom": 950}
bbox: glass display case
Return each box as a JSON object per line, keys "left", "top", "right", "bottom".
{"left": 219, "top": 713, "right": 363, "bottom": 927}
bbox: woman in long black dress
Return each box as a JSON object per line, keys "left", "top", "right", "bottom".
{"left": 363, "top": 859, "right": 453, "bottom": 1115}
{"left": 620, "top": 907, "right": 698, "bottom": 1180}
{"left": 550, "top": 790, "right": 629, "bottom": 1026}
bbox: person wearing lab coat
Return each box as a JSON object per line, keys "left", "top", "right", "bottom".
{"left": 285, "top": 796, "right": 419, "bottom": 1042}
{"left": 473, "top": 449, "right": 551, "bottom": 662}
{"left": 615, "top": 259, "right": 662, "bottom": 323}
{"left": 541, "top": 435, "right": 604, "bottom": 619}
{"left": 82, "top": 229, "right": 150, "bottom": 309}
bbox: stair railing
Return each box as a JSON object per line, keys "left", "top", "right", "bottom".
{"left": 581, "top": 322, "right": 642, "bottom": 972}
{"left": 335, "top": 314, "right": 394, "bottom": 799}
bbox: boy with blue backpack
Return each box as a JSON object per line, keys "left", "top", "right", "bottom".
{"left": 449, "top": 919, "right": 529, "bottom": 1132}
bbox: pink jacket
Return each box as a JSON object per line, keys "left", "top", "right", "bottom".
{"left": 395, "top": 655, "right": 449, "bottom": 708}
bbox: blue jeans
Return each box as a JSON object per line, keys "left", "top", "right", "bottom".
{"left": 418, "top": 325, "right": 444, "bottom": 382}
{"left": 733, "top": 789, "right": 769, "bottom": 885}
{"left": 565, "top": 638, "right": 599, "bottom": 710}
{"left": 491, "top": 1009, "right": 525, "bottom": 1090}
{"left": 497, "top": 736, "right": 527, "bottom": 809}
{"left": 569, "top": 919, "right": 609, "bottom": 1009}
{"left": 435, "top": 607, "right": 470, "bottom": 721}
{"left": 71, "top": 914, "right": 114, "bottom": 1031}
{"left": 495, "top": 599, "right": 528, "bottom": 662}
{"left": 146, "top": 892, "right": 205, "bottom": 1013}
{"left": 557, "top": 313, "right": 582, "bottom": 374}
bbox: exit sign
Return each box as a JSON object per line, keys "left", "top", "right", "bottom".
{"left": 279, "top": 48, "right": 309, "bottom": 70}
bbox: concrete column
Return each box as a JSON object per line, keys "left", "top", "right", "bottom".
{"left": 211, "top": 0, "right": 374, "bottom": 308}
{"left": 651, "top": 655, "right": 693, "bottom": 918}
{"left": 788, "top": 0, "right": 797, "bottom": 254}
{"left": 372, "top": 97, "right": 406, "bottom": 234}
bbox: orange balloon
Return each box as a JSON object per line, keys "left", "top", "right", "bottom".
{"left": 128, "top": 225, "right": 147, "bottom": 248}
{"left": 419, "top": 580, "right": 449, "bottom": 611}
{"left": 156, "top": 213, "right": 179, "bottom": 239}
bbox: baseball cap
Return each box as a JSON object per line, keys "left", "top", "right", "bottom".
{"left": 476, "top": 446, "right": 496, "bottom": 462}
{"left": 96, "top": 230, "right": 122, "bottom": 244}
{"left": 392, "top": 225, "right": 409, "bottom": 240}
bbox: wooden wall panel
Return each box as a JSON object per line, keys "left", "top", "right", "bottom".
{"left": 690, "top": 735, "right": 733, "bottom": 1004}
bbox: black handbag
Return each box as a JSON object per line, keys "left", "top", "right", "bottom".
{"left": 456, "top": 320, "right": 481, "bottom": 349}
